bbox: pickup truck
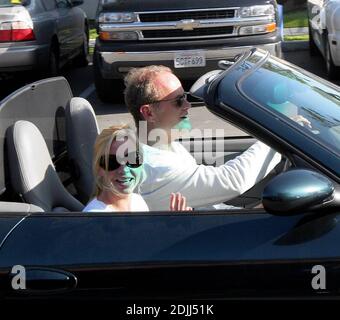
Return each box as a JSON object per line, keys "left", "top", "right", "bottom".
{"left": 93, "top": 0, "right": 282, "bottom": 102}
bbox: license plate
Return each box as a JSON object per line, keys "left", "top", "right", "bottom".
{"left": 174, "top": 52, "right": 206, "bottom": 68}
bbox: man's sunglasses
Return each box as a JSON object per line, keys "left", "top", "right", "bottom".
{"left": 150, "top": 92, "right": 189, "bottom": 108}
{"left": 99, "top": 152, "right": 143, "bottom": 171}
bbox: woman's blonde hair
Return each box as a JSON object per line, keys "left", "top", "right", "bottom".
{"left": 92, "top": 124, "right": 137, "bottom": 197}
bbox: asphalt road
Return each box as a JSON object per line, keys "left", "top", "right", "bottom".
{"left": 1, "top": 47, "right": 339, "bottom": 137}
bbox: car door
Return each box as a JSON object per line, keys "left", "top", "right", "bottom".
{"left": 1, "top": 207, "right": 340, "bottom": 301}
{"left": 0, "top": 212, "right": 28, "bottom": 300}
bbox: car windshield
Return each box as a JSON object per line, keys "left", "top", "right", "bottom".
{"left": 240, "top": 58, "right": 340, "bottom": 156}
{"left": 0, "top": 0, "right": 28, "bottom": 6}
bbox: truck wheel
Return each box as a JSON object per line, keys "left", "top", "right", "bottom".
{"left": 73, "top": 30, "right": 89, "bottom": 68}
{"left": 325, "top": 38, "right": 340, "bottom": 80}
{"left": 308, "top": 23, "right": 319, "bottom": 57}
{"left": 93, "top": 51, "right": 124, "bottom": 103}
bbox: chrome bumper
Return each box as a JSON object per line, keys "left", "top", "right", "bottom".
{"left": 99, "top": 42, "right": 281, "bottom": 79}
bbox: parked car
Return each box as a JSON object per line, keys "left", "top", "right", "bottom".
{"left": 93, "top": 0, "right": 283, "bottom": 102}
{"left": 0, "top": 0, "right": 89, "bottom": 79}
{"left": 307, "top": 0, "right": 340, "bottom": 79}
{"left": 0, "top": 48, "right": 339, "bottom": 300}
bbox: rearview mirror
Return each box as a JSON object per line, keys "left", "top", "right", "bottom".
{"left": 262, "top": 169, "right": 340, "bottom": 215}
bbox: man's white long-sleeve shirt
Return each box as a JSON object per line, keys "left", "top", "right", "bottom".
{"left": 140, "top": 141, "right": 281, "bottom": 211}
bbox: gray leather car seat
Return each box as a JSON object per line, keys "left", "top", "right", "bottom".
{"left": 66, "top": 97, "right": 99, "bottom": 203}
{"left": 6, "top": 120, "right": 84, "bottom": 212}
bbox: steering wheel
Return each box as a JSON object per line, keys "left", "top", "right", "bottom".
{"left": 223, "top": 154, "right": 291, "bottom": 209}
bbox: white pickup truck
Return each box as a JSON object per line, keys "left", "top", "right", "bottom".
{"left": 308, "top": 0, "right": 340, "bottom": 79}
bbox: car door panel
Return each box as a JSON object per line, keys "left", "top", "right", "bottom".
{"left": 1, "top": 212, "right": 340, "bottom": 299}
{"left": 0, "top": 214, "right": 28, "bottom": 299}
{"left": 0, "top": 214, "right": 27, "bottom": 248}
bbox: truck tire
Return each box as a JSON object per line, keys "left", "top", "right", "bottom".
{"left": 93, "top": 50, "right": 124, "bottom": 103}
{"left": 325, "top": 37, "right": 340, "bottom": 80}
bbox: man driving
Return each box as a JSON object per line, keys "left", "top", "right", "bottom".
{"left": 124, "top": 65, "right": 281, "bottom": 211}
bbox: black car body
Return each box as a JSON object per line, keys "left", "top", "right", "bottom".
{"left": 0, "top": 48, "right": 339, "bottom": 300}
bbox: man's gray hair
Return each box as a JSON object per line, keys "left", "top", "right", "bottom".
{"left": 124, "top": 65, "right": 173, "bottom": 126}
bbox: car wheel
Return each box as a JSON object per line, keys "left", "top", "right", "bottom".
{"left": 93, "top": 51, "right": 124, "bottom": 103}
{"left": 325, "top": 37, "right": 340, "bottom": 80}
{"left": 46, "top": 44, "right": 59, "bottom": 77}
{"left": 73, "top": 30, "right": 89, "bottom": 68}
{"left": 308, "top": 23, "right": 319, "bottom": 56}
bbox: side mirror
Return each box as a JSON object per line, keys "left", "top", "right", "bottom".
{"left": 71, "top": 0, "right": 84, "bottom": 7}
{"left": 262, "top": 169, "right": 340, "bottom": 215}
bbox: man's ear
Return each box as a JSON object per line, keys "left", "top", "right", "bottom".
{"left": 140, "top": 104, "right": 156, "bottom": 122}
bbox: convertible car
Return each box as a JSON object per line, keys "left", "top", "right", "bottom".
{"left": 0, "top": 48, "right": 339, "bottom": 301}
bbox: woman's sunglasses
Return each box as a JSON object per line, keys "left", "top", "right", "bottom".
{"left": 150, "top": 92, "right": 189, "bottom": 108}
{"left": 99, "top": 152, "right": 143, "bottom": 171}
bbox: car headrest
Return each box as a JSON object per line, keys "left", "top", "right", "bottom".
{"left": 6, "top": 120, "right": 84, "bottom": 212}
{"left": 66, "top": 97, "right": 99, "bottom": 203}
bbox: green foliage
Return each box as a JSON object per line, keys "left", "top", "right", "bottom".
{"left": 284, "top": 10, "right": 308, "bottom": 28}
{"left": 284, "top": 35, "right": 309, "bottom": 41}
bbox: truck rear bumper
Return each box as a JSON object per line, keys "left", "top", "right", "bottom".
{"left": 98, "top": 42, "right": 281, "bottom": 79}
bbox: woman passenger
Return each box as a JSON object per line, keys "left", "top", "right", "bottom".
{"left": 83, "top": 125, "right": 191, "bottom": 212}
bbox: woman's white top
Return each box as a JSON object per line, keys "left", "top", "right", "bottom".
{"left": 83, "top": 193, "right": 149, "bottom": 212}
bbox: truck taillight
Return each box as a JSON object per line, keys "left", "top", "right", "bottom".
{"left": 0, "top": 21, "right": 35, "bottom": 42}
